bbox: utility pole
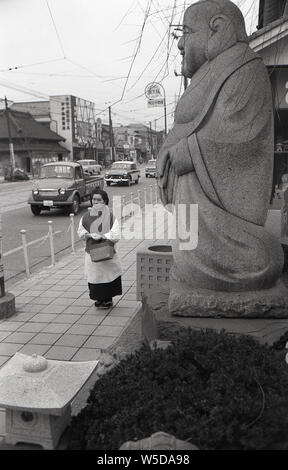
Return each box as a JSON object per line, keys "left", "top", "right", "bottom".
{"left": 5, "top": 97, "right": 15, "bottom": 180}
{"left": 154, "top": 120, "right": 158, "bottom": 157}
{"left": 163, "top": 93, "right": 167, "bottom": 136}
{"left": 108, "top": 106, "right": 115, "bottom": 162}
{"left": 149, "top": 121, "right": 154, "bottom": 158}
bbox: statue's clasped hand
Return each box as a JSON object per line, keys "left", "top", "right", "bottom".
{"left": 157, "top": 138, "right": 194, "bottom": 189}
{"left": 157, "top": 149, "right": 171, "bottom": 189}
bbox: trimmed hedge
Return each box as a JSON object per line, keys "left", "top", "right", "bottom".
{"left": 68, "top": 329, "right": 288, "bottom": 450}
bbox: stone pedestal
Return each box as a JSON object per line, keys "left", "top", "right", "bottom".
{"left": 142, "top": 284, "right": 288, "bottom": 346}
{"left": 169, "top": 277, "right": 288, "bottom": 318}
{"left": 5, "top": 405, "right": 71, "bottom": 450}
{"left": 0, "top": 293, "right": 15, "bottom": 319}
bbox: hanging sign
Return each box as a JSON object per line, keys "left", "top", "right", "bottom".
{"left": 145, "top": 82, "right": 164, "bottom": 108}
{"left": 147, "top": 98, "right": 165, "bottom": 108}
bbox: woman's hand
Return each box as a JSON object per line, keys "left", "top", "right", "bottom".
{"left": 90, "top": 233, "right": 102, "bottom": 241}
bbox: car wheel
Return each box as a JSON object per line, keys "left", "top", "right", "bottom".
{"left": 68, "top": 195, "right": 80, "bottom": 215}
{"left": 135, "top": 178, "right": 139, "bottom": 184}
{"left": 106, "top": 181, "right": 111, "bottom": 186}
{"left": 30, "top": 205, "right": 41, "bottom": 216}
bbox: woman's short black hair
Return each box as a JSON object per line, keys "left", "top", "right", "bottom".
{"left": 91, "top": 188, "right": 109, "bottom": 205}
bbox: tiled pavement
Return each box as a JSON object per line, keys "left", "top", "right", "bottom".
{"left": 0, "top": 204, "right": 169, "bottom": 446}
{"left": 0, "top": 245, "right": 142, "bottom": 366}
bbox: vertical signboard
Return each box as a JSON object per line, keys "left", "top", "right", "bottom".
{"left": 0, "top": 215, "right": 5, "bottom": 297}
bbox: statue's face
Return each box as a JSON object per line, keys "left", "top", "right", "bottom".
{"left": 178, "top": 7, "right": 209, "bottom": 78}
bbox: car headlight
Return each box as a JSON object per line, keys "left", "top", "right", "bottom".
{"left": 105, "top": 173, "right": 109, "bottom": 178}
{"left": 59, "top": 188, "right": 66, "bottom": 195}
{"left": 33, "top": 189, "right": 39, "bottom": 195}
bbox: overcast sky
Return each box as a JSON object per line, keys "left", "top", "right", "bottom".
{"left": 0, "top": 0, "right": 259, "bottom": 130}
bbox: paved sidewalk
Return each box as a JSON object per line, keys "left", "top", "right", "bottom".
{"left": 0, "top": 204, "right": 168, "bottom": 446}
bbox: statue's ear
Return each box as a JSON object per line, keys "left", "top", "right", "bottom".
{"left": 207, "top": 14, "right": 237, "bottom": 60}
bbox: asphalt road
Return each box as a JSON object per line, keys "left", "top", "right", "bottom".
{"left": 0, "top": 170, "right": 158, "bottom": 288}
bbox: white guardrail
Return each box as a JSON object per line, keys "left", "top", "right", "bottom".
{"left": 2, "top": 185, "right": 159, "bottom": 280}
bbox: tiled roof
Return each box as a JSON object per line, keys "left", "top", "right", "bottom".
{"left": 0, "top": 109, "right": 64, "bottom": 141}
{"left": 0, "top": 142, "right": 69, "bottom": 153}
{"left": 10, "top": 101, "right": 50, "bottom": 117}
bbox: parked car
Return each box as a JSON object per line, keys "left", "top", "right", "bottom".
{"left": 145, "top": 159, "right": 156, "bottom": 178}
{"left": 76, "top": 159, "right": 102, "bottom": 175}
{"left": 104, "top": 161, "right": 140, "bottom": 186}
{"left": 28, "top": 162, "right": 104, "bottom": 215}
{"left": 4, "top": 166, "right": 29, "bottom": 181}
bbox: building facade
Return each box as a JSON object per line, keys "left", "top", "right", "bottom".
{"left": 11, "top": 96, "right": 111, "bottom": 164}
{"left": 250, "top": 0, "right": 288, "bottom": 195}
{"left": 0, "top": 109, "right": 69, "bottom": 176}
{"left": 114, "top": 123, "right": 164, "bottom": 163}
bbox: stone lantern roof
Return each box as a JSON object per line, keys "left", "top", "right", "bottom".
{"left": 0, "top": 353, "right": 98, "bottom": 415}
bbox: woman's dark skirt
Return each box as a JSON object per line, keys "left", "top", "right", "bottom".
{"left": 88, "top": 276, "right": 122, "bottom": 301}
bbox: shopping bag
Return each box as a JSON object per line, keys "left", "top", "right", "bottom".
{"left": 88, "top": 239, "right": 115, "bottom": 262}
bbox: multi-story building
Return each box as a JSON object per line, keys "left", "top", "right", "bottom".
{"left": 11, "top": 95, "right": 111, "bottom": 164}
{"left": 49, "top": 95, "right": 95, "bottom": 161}
{"left": 114, "top": 123, "right": 164, "bottom": 163}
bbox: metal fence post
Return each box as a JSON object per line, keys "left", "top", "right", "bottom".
{"left": 155, "top": 184, "right": 158, "bottom": 204}
{"left": 70, "top": 213, "right": 75, "bottom": 253}
{"left": 130, "top": 192, "right": 134, "bottom": 216}
{"left": 137, "top": 190, "right": 141, "bottom": 208}
{"left": 150, "top": 185, "right": 153, "bottom": 205}
{"left": 20, "top": 229, "right": 30, "bottom": 278}
{"left": 48, "top": 220, "right": 55, "bottom": 266}
{"left": 122, "top": 195, "right": 126, "bottom": 219}
{"left": 144, "top": 187, "right": 147, "bottom": 206}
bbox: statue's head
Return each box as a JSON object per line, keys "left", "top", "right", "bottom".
{"left": 178, "top": 0, "right": 248, "bottom": 78}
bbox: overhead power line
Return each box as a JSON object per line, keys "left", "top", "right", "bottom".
{"left": 45, "top": 0, "right": 66, "bottom": 57}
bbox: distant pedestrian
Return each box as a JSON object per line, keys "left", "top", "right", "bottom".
{"left": 77, "top": 188, "right": 122, "bottom": 309}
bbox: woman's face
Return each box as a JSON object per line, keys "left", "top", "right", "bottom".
{"left": 92, "top": 194, "right": 105, "bottom": 205}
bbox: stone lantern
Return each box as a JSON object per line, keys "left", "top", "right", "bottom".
{"left": 0, "top": 353, "right": 98, "bottom": 449}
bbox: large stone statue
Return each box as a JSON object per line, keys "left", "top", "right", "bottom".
{"left": 157, "top": 0, "right": 288, "bottom": 317}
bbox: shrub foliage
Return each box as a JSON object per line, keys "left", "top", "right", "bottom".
{"left": 68, "top": 329, "right": 288, "bottom": 450}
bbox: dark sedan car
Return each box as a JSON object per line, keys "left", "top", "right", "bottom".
{"left": 105, "top": 161, "right": 140, "bottom": 186}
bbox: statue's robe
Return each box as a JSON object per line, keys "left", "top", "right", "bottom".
{"left": 157, "top": 42, "right": 283, "bottom": 292}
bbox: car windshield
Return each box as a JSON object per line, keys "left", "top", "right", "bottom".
{"left": 40, "top": 165, "right": 74, "bottom": 179}
{"left": 112, "top": 163, "right": 131, "bottom": 170}
{"left": 148, "top": 160, "right": 156, "bottom": 166}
